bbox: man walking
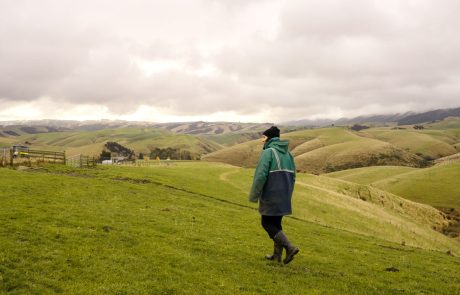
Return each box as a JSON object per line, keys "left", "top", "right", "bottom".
{"left": 249, "top": 126, "right": 299, "bottom": 264}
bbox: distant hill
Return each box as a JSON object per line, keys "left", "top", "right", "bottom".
{"left": 0, "top": 120, "right": 276, "bottom": 135}
{"left": 0, "top": 120, "right": 295, "bottom": 149}
{"left": 0, "top": 120, "right": 136, "bottom": 131}
{"left": 0, "top": 127, "right": 224, "bottom": 159}
{"left": 282, "top": 107, "right": 460, "bottom": 127}
{"left": 203, "top": 127, "right": 426, "bottom": 173}
{"left": 203, "top": 124, "right": 460, "bottom": 173}
{"left": 282, "top": 112, "right": 415, "bottom": 126}
{"left": 397, "top": 107, "right": 460, "bottom": 125}
{"left": 151, "top": 121, "right": 275, "bottom": 135}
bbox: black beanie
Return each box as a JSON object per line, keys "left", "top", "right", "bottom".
{"left": 262, "top": 126, "right": 280, "bottom": 140}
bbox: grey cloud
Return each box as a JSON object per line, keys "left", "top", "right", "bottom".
{"left": 1, "top": 0, "right": 460, "bottom": 121}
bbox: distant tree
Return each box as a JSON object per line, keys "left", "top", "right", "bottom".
{"left": 138, "top": 153, "right": 144, "bottom": 160}
{"left": 149, "top": 147, "right": 193, "bottom": 160}
{"left": 350, "top": 124, "right": 370, "bottom": 131}
{"left": 413, "top": 125, "right": 425, "bottom": 130}
{"left": 99, "top": 150, "right": 111, "bottom": 161}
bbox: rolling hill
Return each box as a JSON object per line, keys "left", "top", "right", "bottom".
{"left": 204, "top": 118, "right": 460, "bottom": 173}
{"left": 0, "top": 127, "right": 223, "bottom": 159}
{"left": 371, "top": 163, "right": 460, "bottom": 210}
{"left": 327, "top": 163, "right": 460, "bottom": 239}
{"left": 0, "top": 121, "right": 281, "bottom": 156}
{"left": 327, "top": 163, "right": 460, "bottom": 209}
{"left": 326, "top": 166, "right": 418, "bottom": 185}
{"left": 360, "top": 128, "right": 458, "bottom": 160}
{"left": 283, "top": 106, "right": 460, "bottom": 127}
{"left": 203, "top": 127, "right": 426, "bottom": 173}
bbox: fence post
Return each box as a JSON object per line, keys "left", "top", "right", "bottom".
{"left": 10, "top": 148, "right": 13, "bottom": 166}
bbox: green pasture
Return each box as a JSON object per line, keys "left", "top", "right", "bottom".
{"left": 326, "top": 166, "right": 418, "bottom": 185}
{"left": 372, "top": 163, "right": 460, "bottom": 209}
{"left": 362, "top": 129, "right": 457, "bottom": 159}
{"left": 204, "top": 127, "right": 424, "bottom": 173}
{"left": 4, "top": 128, "right": 222, "bottom": 158}
{"left": 426, "top": 117, "right": 460, "bottom": 129}
{"left": 1, "top": 162, "right": 460, "bottom": 294}
{"left": 327, "top": 162, "right": 460, "bottom": 211}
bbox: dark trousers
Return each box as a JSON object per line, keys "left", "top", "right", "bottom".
{"left": 261, "top": 215, "right": 283, "bottom": 239}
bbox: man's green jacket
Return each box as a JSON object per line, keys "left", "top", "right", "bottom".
{"left": 249, "top": 137, "right": 296, "bottom": 216}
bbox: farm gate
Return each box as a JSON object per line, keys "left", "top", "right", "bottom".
{"left": 1, "top": 147, "right": 66, "bottom": 166}
{"left": 66, "top": 154, "right": 97, "bottom": 168}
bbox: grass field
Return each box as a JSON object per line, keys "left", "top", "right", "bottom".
{"left": 1, "top": 162, "right": 460, "bottom": 294}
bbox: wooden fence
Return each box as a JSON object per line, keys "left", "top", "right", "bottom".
{"left": 66, "top": 154, "right": 97, "bottom": 168}
{"left": 1, "top": 148, "right": 66, "bottom": 166}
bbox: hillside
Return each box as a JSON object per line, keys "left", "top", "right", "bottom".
{"left": 371, "top": 163, "right": 460, "bottom": 210}
{"left": 283, "top": 107, "right": 460, "bottom": 127}
{"left": 0, "top": 128, "right": 223, "bottom": 159}
{"left": 204, "top": 121, "right": 460, "bottom": 173}
{"left": 327, "top": 163, "right": 460, "bottom": 209}
{"left": 424, "top": 116, "right": 460, "bottom": 130}
{"left": 397, "top": 107, "right": 460, "bottom": 125}
{"left": 1, "top": 163, "right": 460, "bottom": 293}
{"left": 203, "top": 127, "right": 425, "bottom": 173}
{"left": 327, "top": 163, "right": 460, "bottom": 239}
{"left": 326, "top": 166, "right": 418, "bottom": 185}
{"left": 360, "top": 128, "right": 458, "bottom": 160}
{"left": 0, "top": 121, "right": 280, "bottom": 153}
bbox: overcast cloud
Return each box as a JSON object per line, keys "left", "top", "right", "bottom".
{"left": 1, "top": 0, "right": 460, "bottom": 122}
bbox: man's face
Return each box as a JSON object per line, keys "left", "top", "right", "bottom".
{"left": 261, "top": 135, "right": 268, "bottom": 143}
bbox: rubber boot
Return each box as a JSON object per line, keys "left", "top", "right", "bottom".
{"left": 265, "top": 242, "right": 283, "bottom": 263}
{"left": 273, "top": 231, "right": 299, "bottom": 265}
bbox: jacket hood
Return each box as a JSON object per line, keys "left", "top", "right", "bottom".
{"left": 263, "top": 137, "right": 289, "bottom": 154}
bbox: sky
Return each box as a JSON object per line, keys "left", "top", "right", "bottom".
{"left": 1, "top": 0, "right": 460, "bottom": 123}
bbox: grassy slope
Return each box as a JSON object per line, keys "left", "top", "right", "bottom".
{"left": 426, "top": 117, "right": 460, "bottom": 129}
{"left": 361, "top": 128, "right": 458, "bottom": 159}
{"left": 372, "top": 163, "right": 460, "bottom": 209}
{"left": 204, "top": 127, "right": 423, "bottom": 173}
{"left": 326, "top": 166, "right": 418, "bottom": 185}
{"left": 326, "top": 162, "right": 460, "bottom": 212}
{"left": 1, "top": 164, "right": 460, "bottom": 293}
{"left": 3, "top": 128, "right": 223, "bottom": 158}
{"left": 0, "top": 137, "right": 15, "bottom": 148}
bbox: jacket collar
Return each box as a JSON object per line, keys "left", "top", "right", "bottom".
{"left": 263, "top": 137, "right": 280, "bottom": 150}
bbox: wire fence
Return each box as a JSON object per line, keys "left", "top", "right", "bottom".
{"left": 66, "top": 154, "right": 97, "bottom": 168}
